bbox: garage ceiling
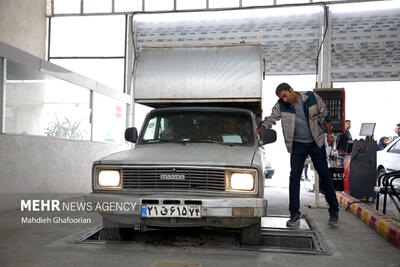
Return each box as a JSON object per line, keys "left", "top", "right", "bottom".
{"left": 133, "top": 7, "right": 322, "bottom": 75}
{"left": 132, "top": 6, "right": 400, "bottom": 82}
{"left": 331, "top": 8, "right": 400, "bottom": 81}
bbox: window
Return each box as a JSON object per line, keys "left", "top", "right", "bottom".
{"left": 115, "top": 0, "right": 143, "bottom": 12}
{"left": 145, "top": 0, "right": 174, "bottom": 11}
{"left": 242, "top": 0, "right": 273, "bottom": 7}
{"left": 4, "top": 58, "right": 128, "bottom": 144}
{"left": 92, "top": 93, "right": 126, "bottom": 143}
{"left": 50, "top": 58, "right": 124, "bottom": 91}
{"left": 50, "top": 16, "right": 125, "bottom": 57}
{"left": 53, "top": 0, "right": 81, "bottom": 14}
{"left": 140, "top": 111, "right": 254, "bottom": 145}
{"left": 83, "top": 0, "right": 112, "bottom": 13}
{"left": 177, "top": 0, "right": 207, "bottom": 10}
{"left": 49, "top": 15, "right": 125, "bottom": 91}
{"left": 277, "top": 0, "right": 310, "bottom": 4}
{"left": 143, "top": 116, "right": 158, "bottom": 140}
{"left": 209, "top": 0, "right": 240, "bottom": 8}
{"left": 5, "top": 60, "right": 91, "bottom": 140}
{"left": 388, "top": 140, "right": 400, "bottom": 154}
{"left": 134, "top": 103, "right": 153, "bottom": 133}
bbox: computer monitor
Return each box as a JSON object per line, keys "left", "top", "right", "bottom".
{"left": 359, "top": 123, "right": 376, "bottom": 137}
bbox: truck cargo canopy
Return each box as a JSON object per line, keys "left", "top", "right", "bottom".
{"left": 133, "top": 45, "right": 262, "bottom": 115}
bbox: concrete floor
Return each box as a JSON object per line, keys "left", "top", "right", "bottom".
{"left": 0, "top": 186, "right": 399, "bottom": 267}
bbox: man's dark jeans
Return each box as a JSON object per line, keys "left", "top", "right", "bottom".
{"left": 289, "top": 142, "right": 339, "bottom": 216}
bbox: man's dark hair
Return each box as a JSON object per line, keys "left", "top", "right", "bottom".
{"left": 275, "top": 83, "right": 292, "bottom": 96}
{"left": 345, "top": 120, "right": 351, "bottom": 123}
{"left": 397, "top": 123, "right": 400, "bottom": 127}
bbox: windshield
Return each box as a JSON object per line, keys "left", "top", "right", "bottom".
{"left": 139, "top": 110, "right": 254, "bottom": 146}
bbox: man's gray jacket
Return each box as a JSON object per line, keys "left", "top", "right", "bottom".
{"left": 260, "top": 91, "right": 331, "bottom": 153}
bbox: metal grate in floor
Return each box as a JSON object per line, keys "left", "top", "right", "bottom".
{"left": 74, "top": 216, "right": 330, "bottom": 255}
{"left": 261, "top": 216, "right": 311, "bottom": 230}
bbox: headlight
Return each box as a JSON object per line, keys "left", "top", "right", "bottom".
{"left": 97, "top": 170, "right": 121, "bottom": 188}
{"left": 228, "top": 172, "right": 255, "bottom": 191}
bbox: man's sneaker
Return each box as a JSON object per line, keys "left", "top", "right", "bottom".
{"left": 286, "top": 213, "right": 301, "bottom": 227}
{"left": 328, "top": 212, "right": 339, "bottom": 227}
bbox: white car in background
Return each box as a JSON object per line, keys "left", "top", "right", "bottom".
{"left": 264, "top": 160, "right": 274, "bottom": 179}
{"left": 377, "top": 138, "right": 400, "bottom": 187}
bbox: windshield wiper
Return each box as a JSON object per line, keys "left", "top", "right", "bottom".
{"left": 184, "top": 139, "right": 219, "bottom": 144}
{"left": 181, "top": 139, "right": 238, "bottom": 146}
{"left": 144, "top": 139, "right": 239, "bottom": 146}
{"left": 144, "top": 139, "right": 171, "bottom": 143}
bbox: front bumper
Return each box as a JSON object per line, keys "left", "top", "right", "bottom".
{"left": 84, "top": 193, "right": 267, "bottom": 228}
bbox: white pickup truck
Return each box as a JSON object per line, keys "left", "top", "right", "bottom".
{"left": 85, "top": 45, "right": 276, "bottom": 245}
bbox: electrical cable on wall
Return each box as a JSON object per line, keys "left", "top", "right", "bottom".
{"left": 315, "top": 3, "right": 328, "bottom": 88}
{"left": 130, "top": 13, "right": 138, "bottom": 96}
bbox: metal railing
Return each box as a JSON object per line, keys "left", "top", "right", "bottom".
{"left": 375, "top": 170, "right": 400, "bottom": 215}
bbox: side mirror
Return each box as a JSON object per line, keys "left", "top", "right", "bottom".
{"left": 260, "top": 128, "right": 277, "bottom": 145}
{"left": 125, "top": 127, "right": 138, "bottom": 143}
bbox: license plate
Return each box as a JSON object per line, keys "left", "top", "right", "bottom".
{"left": 141, "top": 204, "right": 201, "bottom": 218}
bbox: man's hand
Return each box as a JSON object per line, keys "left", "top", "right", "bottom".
{"left": 327, "top": 135, "right": 335, "bottom": 146}
{"left": 256, "top": 126, "right": 264, "bottom": 135}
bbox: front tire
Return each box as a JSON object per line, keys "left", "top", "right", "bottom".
{"left": 240, "top": 219, "right": 262, "bottom": 246}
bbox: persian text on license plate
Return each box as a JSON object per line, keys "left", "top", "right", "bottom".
{"left": 141, "top": 204, "right": 201, "bottom": 218}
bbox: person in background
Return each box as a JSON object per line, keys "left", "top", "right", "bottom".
{"left": 377, "top": 136, "right": 390, "bottom": 151}
{"left": 388, "top": 123, "right": 400, "bottom": 143}
{"left": 395, "top": 123, "right": 400, "bottom": 140}
{"left": 335, "top": 120, "right": 352, "bottom": 153}
{"left": 257, "top": 83, "right": 339, "bottom": 228}
{"left": 301, "top": 156, "right": 311, "bottom": 182}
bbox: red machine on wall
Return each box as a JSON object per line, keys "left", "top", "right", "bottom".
{"left": 314, "top": 88, "right": 346, "bottom": 134}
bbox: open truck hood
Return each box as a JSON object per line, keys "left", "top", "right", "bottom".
{"left": 99, "top": 143, "right": 257, "bottom": 167}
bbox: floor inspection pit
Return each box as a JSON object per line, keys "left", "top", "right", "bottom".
{"left": 2, "top": 187, "right": 399, "bottom": 266}
{"left": 73, "top": 216, "right": 330, "bottom": 255}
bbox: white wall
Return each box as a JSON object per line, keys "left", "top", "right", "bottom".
{"left": 0, "top": 0, "right": 47, "bottom": 59}
{"left": 0, "top": 1, "right": 132, "bottom": 212}
{"left": 0, "top": 134, "right": 129, "bottom": 212}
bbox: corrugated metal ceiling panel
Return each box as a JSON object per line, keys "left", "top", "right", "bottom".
{"left": 133, "top": 8, "right": 322, "bottom": 75}
{"left": 331, "top": 9, "right": 400, "bottom": 81}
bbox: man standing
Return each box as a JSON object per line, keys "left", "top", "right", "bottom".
{"left": 257, "top": 83, "right": 339, "bottom": 227}
{"left": 393, "top": 123, "right": 400, "bottom": 141}
{"left": 388, "top": 123, "right": 400, "bottom": 143}
{"left": 336, "top": 120, "right": 352, "bottom": 153}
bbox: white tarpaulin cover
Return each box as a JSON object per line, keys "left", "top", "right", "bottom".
{"left": 133, "top": 45, "right": 262, "bottom": 103}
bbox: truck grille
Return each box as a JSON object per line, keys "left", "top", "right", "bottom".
{"left": 122, "top": 168, "right": 226, "bottom": 191}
